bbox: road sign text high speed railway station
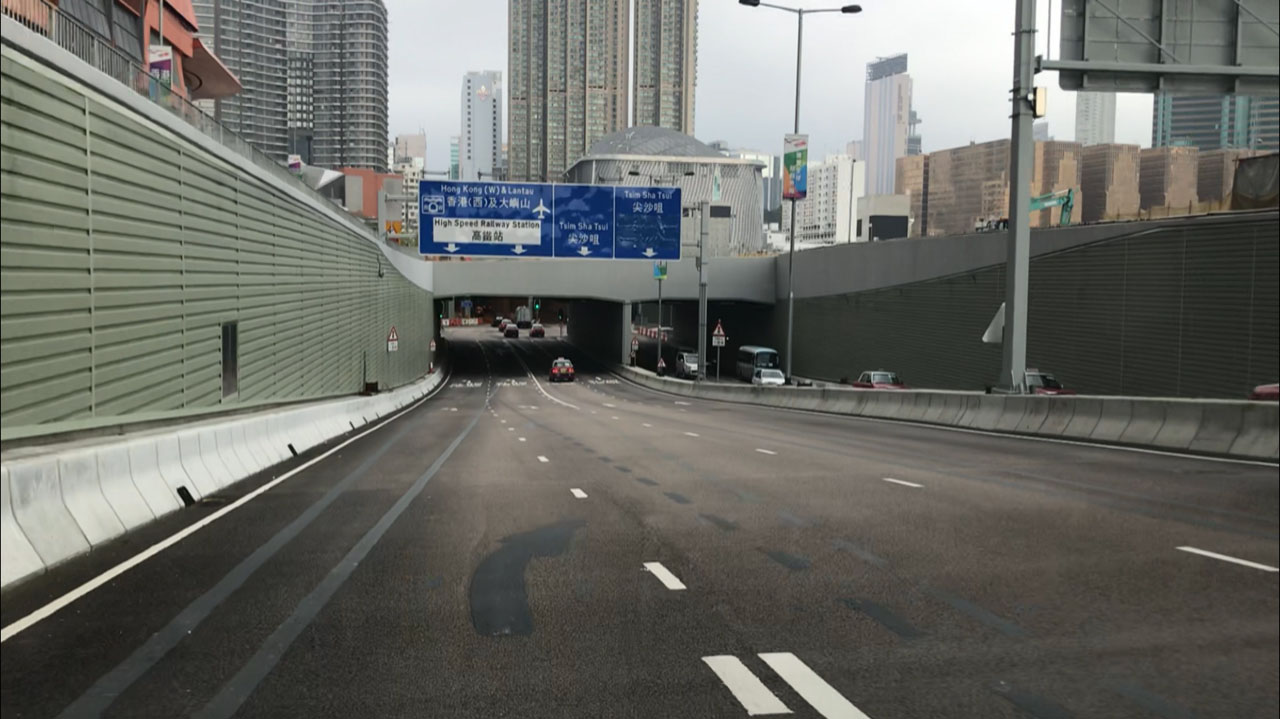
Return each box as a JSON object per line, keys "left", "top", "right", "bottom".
{"left": 419, "top": 180, "right": 681, "bottom": 260}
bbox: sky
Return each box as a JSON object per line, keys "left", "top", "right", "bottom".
{"left": 389, "top": 0, "right": 1155, "bottom": 171}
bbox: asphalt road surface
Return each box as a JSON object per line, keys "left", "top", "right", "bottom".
{"left": 2, "top": 326, "right": 1277, "bottom": 718}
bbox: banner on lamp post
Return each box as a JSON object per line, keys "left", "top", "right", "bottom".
{"left": 782, "top": 134, "right": 808, "bottom": 200}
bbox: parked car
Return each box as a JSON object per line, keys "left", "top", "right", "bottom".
{"left": 504, "top": 325, "right": 519, "bottom": 338}
{"left": 1026, "top": 369, "right": 1075, "bottom": 395}
{"left": 491, "top": 316, "right": 504, "bottom": 328}
{"left": 851, "top": 371, "right": 907, "bottom": 389}
{"left": 752, "top": 368, "right": 786, "bottom": 386}
{"left": 530, "top": 323, "right": 545, "bottom": 338}
{"left": 676, "top": 351, "right": 699, "bottom": 379}
{"left": 550, "top": 358, "right": 575, "bottom": 382}
{"left": 1249, "top": 383, "right": 1279, "bottom": 400}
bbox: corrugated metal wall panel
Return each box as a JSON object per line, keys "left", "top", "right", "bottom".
{"left": 1, "top": 52, "right": 433, "bottom": 438}
{"left": 794, "top": 216, "right": 1279, "bottom": 397}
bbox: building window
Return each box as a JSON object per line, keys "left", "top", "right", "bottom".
{"left": 221, "top": 322, "right": 239, "bottom": 399}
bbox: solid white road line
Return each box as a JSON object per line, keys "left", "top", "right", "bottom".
{"left": 755, "top": 448, "right": 778, "bottom": 456}
{"left": 1176, "top": 546, "right": 1279, "bottom": 572}
{"left": 537, "top": 456, "right": 549, "bottom": 463}
{"left": 684, "top": 431, "right": 700, "bottom": 437}
{"left": 570, "top": 488, "right": 588, "bottom": 499}
{"left": 758, "top": 652, "right": 871, "bottom": 719}
{"left": 882, "top": 477, "right": 923, "bottom": 488}
{"left": 0, "top": 366, "right": 456, "bottom": 644}
{"left": 702, "top": 656, "right": 792, "bottom": 716}
{"left": 643, "top": 562, "right": 687, "bottom": 590}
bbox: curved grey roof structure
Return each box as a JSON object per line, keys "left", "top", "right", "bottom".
{"left": 585, "top": 126, "right": 723, "bottom": 158}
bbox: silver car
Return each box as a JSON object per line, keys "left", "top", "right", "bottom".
{"left": 676, "top": 352, "right": 699, "bottom": 379}
{"left": 752, "top": 368, "right": 786, "bottom": 386}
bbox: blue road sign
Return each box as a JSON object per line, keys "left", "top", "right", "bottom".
{"left": 419, "top": 180, "right": 681, "bottom": 260}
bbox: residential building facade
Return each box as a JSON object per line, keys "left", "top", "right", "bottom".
{"left": 1074, "top": 91, "right": 1116, "bottom": 146}
{"left": 633, "top": 0, "right": 697, "bottom": 134}
{"left": 460, "top": 71, "right": 503, "bottom": 181}
{"left": 508, "top": 0, "right": 630, "bottom": 182}
{"left": 786, "top": 155, "right": 865, "bottom": 244}
{"left": 862, "top": 54, "right": 913, "bottom": 197}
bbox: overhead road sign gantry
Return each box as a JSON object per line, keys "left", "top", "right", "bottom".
{"left": 418, "top": 180, "right": 681, "bottom": 260}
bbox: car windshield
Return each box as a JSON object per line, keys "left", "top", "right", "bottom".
{"left": 15, "top": 2, "right": 1279, "bottom": 717}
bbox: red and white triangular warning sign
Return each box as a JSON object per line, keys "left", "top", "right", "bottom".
{"left": 387, "top": 326, "right": 400, "bottom": 352}
{"left": 388, "top": 326, "right": 399, "bottom": 342}
{"left": 712, "top": 321, "right": 726, "bottom": 338}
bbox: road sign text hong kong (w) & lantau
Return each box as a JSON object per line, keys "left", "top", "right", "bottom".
{"left": 418, "top": 180, "right": 681, "bottom": 260}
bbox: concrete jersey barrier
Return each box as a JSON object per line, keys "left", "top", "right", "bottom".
{"left": 613, "top": 366, "right": 1279, "bottom": 463}
{"left": 0, "top": 370, "right": 444, "bottom": 591}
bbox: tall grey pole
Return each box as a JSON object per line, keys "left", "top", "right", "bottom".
{"left": 697, "top": 201, "right": 709, "bottom": 381}
{"left": 656, "top": 278, "right": 664, "bottom": 374}
{"left": 1002, "top": 0, "right": 1035, "bottom": 393}
{"left": 783, "top": 11, "right": 803, "bottom": 382}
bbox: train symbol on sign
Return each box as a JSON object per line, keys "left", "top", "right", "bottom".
{"left": 422, "top": 195, "right": 446, "bottom": 215}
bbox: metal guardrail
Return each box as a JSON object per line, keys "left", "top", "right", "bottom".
{"left": 1, "top": 0, "right": 374, "bottom": 238}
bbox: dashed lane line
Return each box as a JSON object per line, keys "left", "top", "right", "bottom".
{"left": 755, "top": 448, "right": 777, "bottom": 455}
{"left": 882, "top": 478, "right": 923, "bottom": 488}
{"left": 538, "top": 456, "right": 550, "bottom": 463}
{"left": 701, "top": 656, "right": 792, "bottom": 716}
{"left": 759, "top": 652, "right": 872, "bottom": 719}
{"left": 642, "top": 562, "right": 687, "bottom": 590}
{"left": 570, "top": 488, "right": 588, "bottom": 499}
{"left": 1176, "top": 546, "right": 1279, "bottom": 572}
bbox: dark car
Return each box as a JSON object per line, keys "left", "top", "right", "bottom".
{"left": 549, "top": 358, "right": 575, "bottom": 382}
{"left": 516, "top": 319, "right": 533, "bottom": 330}
{"left": 504, "top": 325, "right": 519, "bottom": 338}
{"left": 530, "top": 323, "right": 545, "bottom": 338}
{"left": 1026, "top": 369, "right": 1075, "bottom": 395}
{"left": 1249, "top": 383, "right": 1279, "bottom": 400}
{"left": 491, "top": 316, "right": 504, "bottom": 328}
{"left": 852, "top": 371, "right": 907, "bottom": 389}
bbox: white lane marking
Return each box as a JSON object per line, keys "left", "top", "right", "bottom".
{"left": 642, "top": 423, "right": 653, "bottom": 428}
{"left": 611, "top": 416, "right": 620, "bottom": 420}
{"left": 500, "top": 419, "right": 506, "bottom": 424}
{"left": 604, "top": 403, "right": 616, "bottom": 408}
{"left": 755, "top": 448, "right": 777, "bottom": 455}
{"left": 0, "top": 366, "right": 457, "bottom": 644}
{"left": 758, "top": 652, "right": 870, "bottom": 719}
{"left": 675, "top": 401, "right": 692, "bottom": 406}
{"left": 643, "top": 562, "right": 687, "bottom": 590}
{"left": 508, "top": 427, "right": 515, "bottom": 432}
{"left": 1176, "top": 546, "right": 1279, "bottom": 572}
{"left": 882, "top": 477, "right": 923, "bottom": 488}
{"left": 537, "top": 456, "right": 549, "bottom": 463}
{"left": 684, "top": 431, "right": 700, "bottom": 437}
{"left": 518, "top": 437, "right": 527, "bottom": 442}
{"left": 702, "top": 656, "right": 792, "bottom": 716}
{"left": 570, "top": 488, "right": 588, "bottom": 499}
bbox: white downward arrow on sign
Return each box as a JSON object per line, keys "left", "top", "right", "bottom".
{"left": 642, "top": 248, "right": 657, "bottom": 258}
{"left": 512, "top": 245, "right": 527, "bottom": 255}
{"left": 443, "top": 243, "right": 460, "bottom": 253}
{"left": 577, "top": 246, "right": 591, "bottom": 256}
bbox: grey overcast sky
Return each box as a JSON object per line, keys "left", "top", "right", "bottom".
{"left": 388, "top": 0, "right": 1154, "bottom": 171}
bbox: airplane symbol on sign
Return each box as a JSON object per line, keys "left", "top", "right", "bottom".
{"left": 532, "top": 199, "right": 551, "bottom": 219}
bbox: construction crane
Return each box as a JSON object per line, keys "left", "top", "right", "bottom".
{"left": 1029, "top": 188, "right": 1075, "bottom": 227}
{"left": 976, "top": 188, "right": 1075, "bottom": 232}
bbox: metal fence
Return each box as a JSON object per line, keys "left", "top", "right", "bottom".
{"left": 1, "top": 0, "right": 373, "bottom": 238}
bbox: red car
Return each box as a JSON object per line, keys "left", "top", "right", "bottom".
{"left": 1249, "top": 383, "right": 1279, "bottom": 400}
{"left": 1026, "top": 369, "right": 1075, "bottom": 395}
{"left": 530, "top": 323, "right": 545, "bottom": 338}
{"left": 851, "top": 371, "right": 907, "bottom": 389}
{"left": 549, "top": 358, "right": 575, "bottom": 382}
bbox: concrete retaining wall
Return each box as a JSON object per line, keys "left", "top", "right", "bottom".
{"left": 0, "top": 370, "right": 444, "bottom": 589}
{"left": 614, "top": 368, "right": 1279, "bottom": 463}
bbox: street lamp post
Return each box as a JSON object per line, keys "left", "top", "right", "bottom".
{"left": 739, "top": 0, "right": 861, "bottom": 382}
